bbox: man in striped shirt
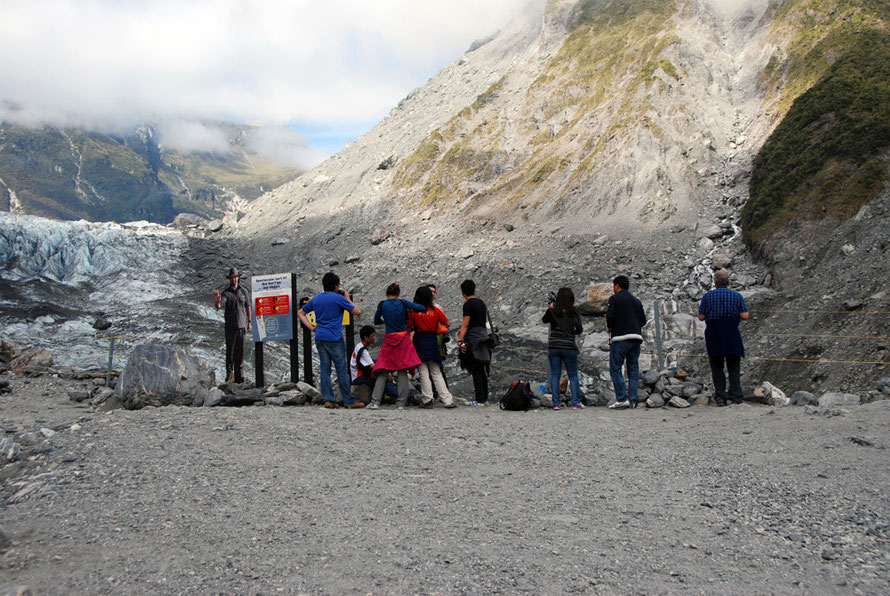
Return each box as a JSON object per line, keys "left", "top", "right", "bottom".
{"left": 698, "top": 269, "right": 750, "bottom": 406}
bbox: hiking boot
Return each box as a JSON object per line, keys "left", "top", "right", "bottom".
{"left": 324, "top": 401, "right": 338, "bottom": 409}
{"left": 609, "top": 400, "right": 630, "bottom": 409}
{"left": 347, "top": 402, "right": 365, "bottom": 409}
{"left": 227, "top": 373, "right": 235, "bottom": 383}
{"left": 366, "top": 402, "right": 379, "bottom": 410}
{"left": 629, "top": 401, "right": 638, "bottom": 409}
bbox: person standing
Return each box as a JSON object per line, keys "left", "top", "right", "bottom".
{"left": 606, "top": 275, "right": 646, "bottom": 409}
{"left": 297, "top": 272, "right": 364, "bottom": 409}
{"left": 369, "top": 283, "right": 425, "bottom": 410}
{"left": 212, "top": 267, "right": 252, "bottom": 384}
{"left": 457, "top": 279, "right": 492, "bottom": 406}
{"left": 409, "top": 286, "right": 456, "bottom": 409}
{"left": 698, "top": 269, "right": 750, "bottom": 406}
{"left": 542, "top": 287, "right": 584, "bottom": 410}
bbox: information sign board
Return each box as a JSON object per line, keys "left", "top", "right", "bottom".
{"left": 251, "top": 273, "right": 293, "bottom": 342}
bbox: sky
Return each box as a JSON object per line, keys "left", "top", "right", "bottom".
{"left": 0, "top": 0, "right": 531, "bottom": 168}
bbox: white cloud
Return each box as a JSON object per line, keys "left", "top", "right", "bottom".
{"left": 0, "top": 0, "right": 530, "bottom": 137}
{"left": 156, "top": 121, "right": 231, "bottom": 154}
{"left": 244, "top": 125, "right": 329, "bottom": 169}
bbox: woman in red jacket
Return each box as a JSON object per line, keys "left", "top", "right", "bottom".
{"left": 409, "top": 286, "right": 456, "bottom": 408}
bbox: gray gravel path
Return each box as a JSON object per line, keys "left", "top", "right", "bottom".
{"left": 2, "top": 374, "right": 889, "bottom": 594}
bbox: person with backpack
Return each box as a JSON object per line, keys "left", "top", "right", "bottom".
{"left": 350, "top": 325, "right": 399, "bottom": 403}
{"left": 368, "top": 283, "right": 426, "bottom": 410}
{"left": 542, "top": 287, "right": 584, "bottom": 409}
{"left": 409, "top": 286, "right": 456, "bottom": 409}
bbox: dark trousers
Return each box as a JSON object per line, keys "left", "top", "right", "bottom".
{"left": 225, "top": 327, "right": 246, "bottom": 383}
{"left": 709, "top": 354, "right": 742, "bottom": 404}
{"left": 470, "top": 362, "right": 489, "bottom": 403}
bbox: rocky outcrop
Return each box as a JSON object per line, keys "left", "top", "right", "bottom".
{"left": 115, "top": 344, "right": 215, "bottom": 409}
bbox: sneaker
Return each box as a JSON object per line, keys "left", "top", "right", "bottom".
{"left": 478, "top": 402, "right": 488, "bottom": 407}
{"left": 572, "top": 403, "right": 585, "bottom": 409}
{"left": 366, "top": 402, "right": 379, "bottom": 410}
{"left": 444, "top": 402, "right": 457, "bottom": 409}
{"left": 608, "top": 400, "right": 630, "bottom": 410}
{"left": 629, "top": 401, "right": 638, "bottom": 409}
{"left": 552, "top": 404, "right": 562, "bottom": 410}
{"left": 420, "top": 400, "right": 434, "bottom": 409}
{"left": 467, "top": 400, "right": 480, "bottom": 407}
{"left": 715, "top": 398, "right": 728, "bottom": 407}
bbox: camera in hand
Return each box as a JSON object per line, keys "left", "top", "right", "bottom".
{"left": 547, "top": 291, "right": 556, "bottom": 305}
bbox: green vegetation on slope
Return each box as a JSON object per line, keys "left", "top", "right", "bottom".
{"left": 391, "top": 0, "right": 680, "bottom": 211}
{"left": 742, "top": 27, "right": 890, "bottom": 245}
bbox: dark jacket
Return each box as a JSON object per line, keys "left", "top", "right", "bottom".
{"left": 606, "top": 290, "right": 646, "bottom": 342}
{"left": 542, "top": 308, "right": 583, "bottom": 351}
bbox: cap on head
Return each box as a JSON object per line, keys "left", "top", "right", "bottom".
{"left": 226, "top": 267, "right": 241, "bottom": 279}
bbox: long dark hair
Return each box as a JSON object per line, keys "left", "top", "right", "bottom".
{"left": 554, "top": 287, "right": 576, "bottom": 316}
{"left": 413, "top": 285, "right": 433, "bottom": 309}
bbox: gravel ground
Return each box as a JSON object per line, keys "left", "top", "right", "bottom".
{"left": 2, "top": 373, "right": 889, "bottom": 594}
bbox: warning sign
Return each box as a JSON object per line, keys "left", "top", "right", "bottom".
{"left": 251, "top": 273, "right": 294, "bottom": 342}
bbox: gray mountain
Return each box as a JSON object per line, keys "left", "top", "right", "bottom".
{"left": 224, "top": 0, "right": 890, "bottom": 394}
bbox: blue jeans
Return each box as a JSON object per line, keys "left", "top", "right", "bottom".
{"left": 316, "top": 339, "right": 356, "bottom": 405}
{"left": 610, "top": 340, "right": 641, "bottom": 404}
{"left": 548, "top": 348, "right": 581, "bottom": 406}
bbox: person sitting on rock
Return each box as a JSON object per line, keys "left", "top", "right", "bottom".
{"left": 350, "top": 325, "right": 398, "bottom": 404}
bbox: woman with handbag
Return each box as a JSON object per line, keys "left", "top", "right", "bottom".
{"left": 542, "top": 287, "right": 584, "bottom": 409}
{"left": 409, "top": 286, "right": 456, "bottom": 408}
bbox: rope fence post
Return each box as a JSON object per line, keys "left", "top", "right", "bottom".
{"left": 106, "top": 336, "right": 117, "bottom": 386}
{"left": 654, "top": 301, "right": 664, "bottom": 370}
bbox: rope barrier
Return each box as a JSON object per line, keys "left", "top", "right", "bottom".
{"left": 748, "top": 309, "right": 890, "bottom": 315}
{"left": 751, "top": 332, "right": 890, "bottom": 341}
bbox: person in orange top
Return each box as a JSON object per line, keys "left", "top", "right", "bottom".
{"left": 409, "top": 286, "right": 456, "bottom": 408}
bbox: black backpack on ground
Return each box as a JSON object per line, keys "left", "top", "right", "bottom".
{"left": 500, "top": 381, "right": 533, "bottom": 411}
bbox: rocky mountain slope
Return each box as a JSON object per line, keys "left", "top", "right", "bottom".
{"left": 225, "top": 0, "right": 889, "bottom": 395}
{"left": 0, "top": 121, "right": 303, "bottom": 223}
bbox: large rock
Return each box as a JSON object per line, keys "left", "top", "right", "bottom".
{"left": 298, "top": 382, "right": 324, "bottom": 404}
{"left": 577, "top": 283, "right": 613, "bottom": 315}
{"left": 789, "top": 391, "right": 818, "bottom": 406}
{"left": 115, "top": 344, "right": 215, "bottom": 409}
{"left": 818, "top": 392, "right": 860, "bottom": 407}
{"left": 10, "top": 348, "right": 53, "bottom": 372}
{"left": 646, "top": 393, "right": 665, "bottom": 408}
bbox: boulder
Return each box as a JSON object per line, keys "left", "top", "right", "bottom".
{"left": 641, "top": 370, "right": 661, "bottom": 386}
{"left": 577, "top": 283, "right": 613, "bottom": 315}
{"left": 369, "top": 227, "right": 390, "bottom": 245}
{"left": 646, "top": 393, "right": 665, "bottom": 408}
{"left": 279, "top": 389, "right": 307, "bottom": 406}
{"left": 818, "top": 392, "right": 860, "bottom": 407}
{"left": 115, "top": 344, "right": 216, "bottom": 409}
{"left": 668, "top": 396, "right": 690, "bottom": 408}
{"left": 203, "top": 387, "right": 225, "bottom": 407}
{"left": 0, "top": 340, "right": 21, "bottom": 362}
{"left": 10, "top": 348, "right": 53, "bottom": 372}
{"left": 877, "top": 377, "right": 890, "bottom": 395}
{"left": 750, "top": 381, "right": 790, "bottom": 406}
{"left": 297, "top": 382, "right": 324, "bottom": 405}
{"left": 789, "top": 391, "right": 818, "bottom": 406}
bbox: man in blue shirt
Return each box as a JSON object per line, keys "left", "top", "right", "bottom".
{"left": 298, "top": 272, "right": 363, "bottom": 409}
{"left": 698, "top": 269, "right": 750, "bottom": 406}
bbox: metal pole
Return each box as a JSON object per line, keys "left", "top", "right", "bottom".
{"left": 301, "top": 296, "right": 313, "bottom": 385}
{"left": 290, "top": 273, "right": 299, "bottom": 383}
{"left": 255, "top": 341, "right": 264, "bottom": 388}
{"left": 345, "top": 289, "right": 355, "bottom": 358}
{"left": 106, "top": 336, "right": 116, "bottom": 386}
{"left": 654, "top": 301, "right": 664, "bottom": 370}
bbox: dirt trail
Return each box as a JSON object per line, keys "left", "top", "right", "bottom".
{"left": 1, "top": 373, "right": 889, "bottom": 594}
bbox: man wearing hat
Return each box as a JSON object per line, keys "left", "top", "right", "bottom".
{"left": 213, "top": 267, "right": 252, "bottom": 383}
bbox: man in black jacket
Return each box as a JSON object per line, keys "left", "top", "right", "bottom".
{"left": 606, "top": 275, "right": 646, "bottom": 409}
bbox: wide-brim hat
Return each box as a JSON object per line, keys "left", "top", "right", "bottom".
{"left": 226, "top": 267, "right": 241, "bottom": 279}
